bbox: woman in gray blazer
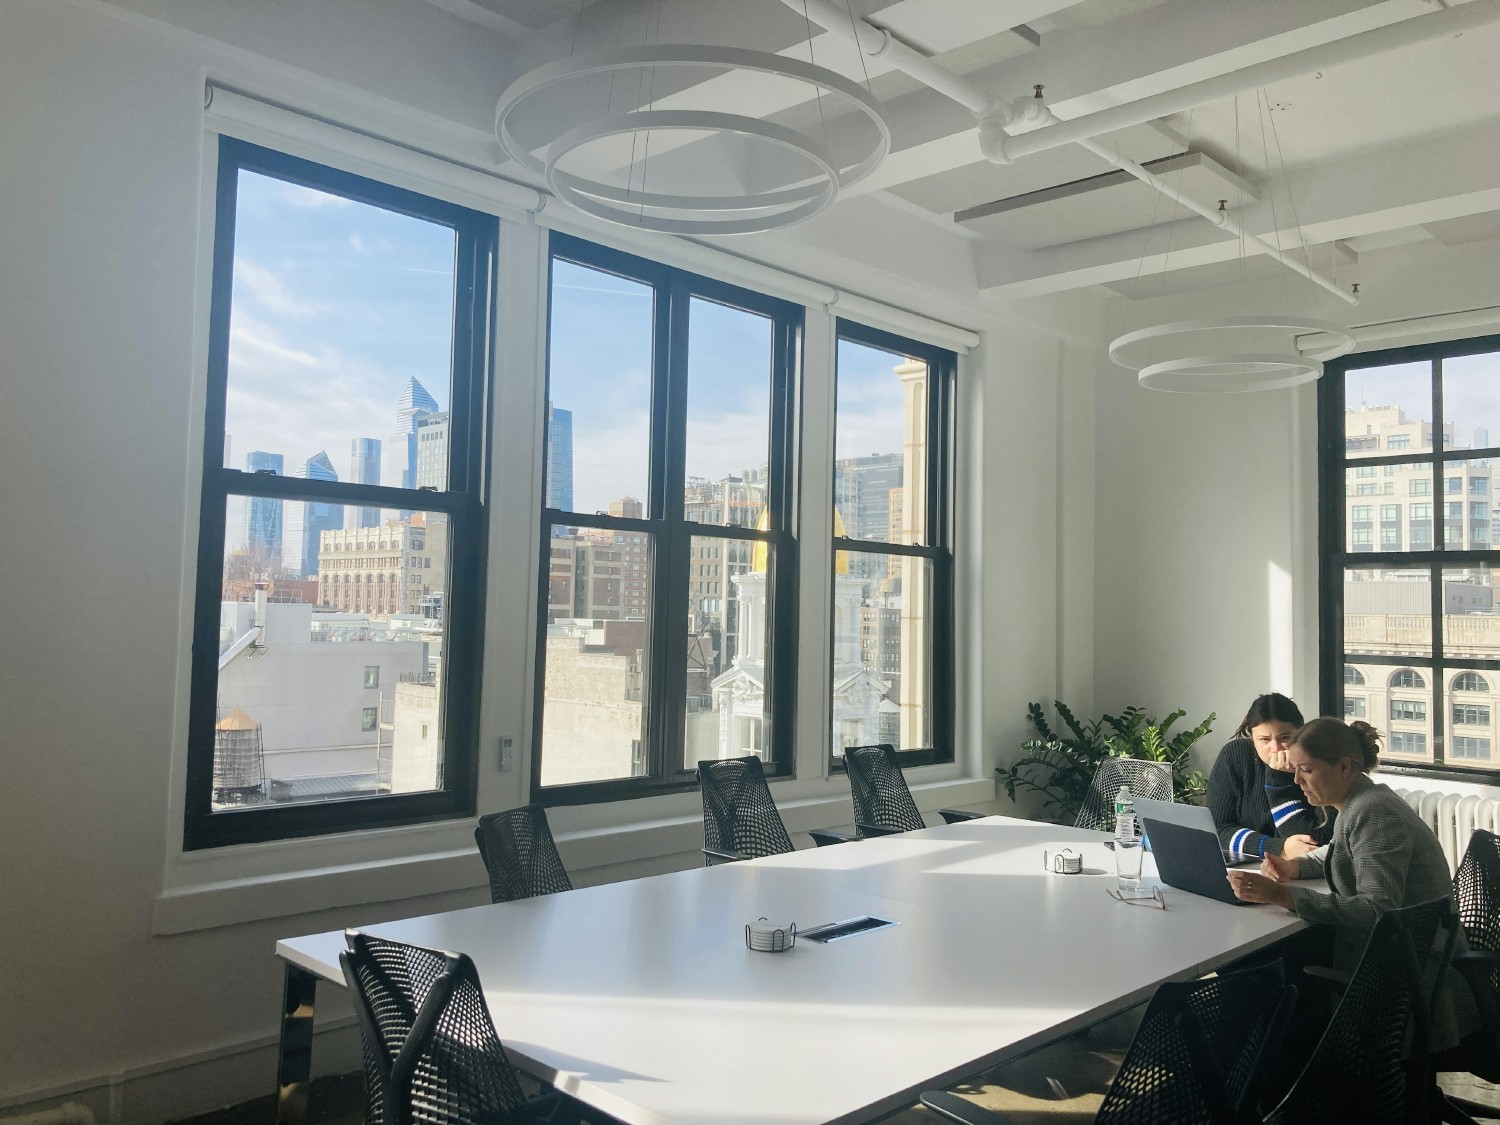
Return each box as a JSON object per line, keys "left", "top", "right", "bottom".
{"left": 1226, "top": 716, "right": 1478, "bottom": 1050}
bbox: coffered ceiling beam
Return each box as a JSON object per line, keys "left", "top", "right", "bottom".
{"left": 975, "top": 116, "right": 1500, "bottom": 298}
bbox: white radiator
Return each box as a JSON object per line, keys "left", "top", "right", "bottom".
{"left": 1394, "top": 787, "right": 1500, "bottom": 874}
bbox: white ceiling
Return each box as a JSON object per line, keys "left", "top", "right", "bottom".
{"left": 433, "top": 0, "right": 1500, "bottom": 310}
{"left": 95, "top": 0, "right": 1500, "bottom": 316}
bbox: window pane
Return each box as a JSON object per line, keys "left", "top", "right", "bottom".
{"left": 684, "top": 299, "right": 771, "bottom": 529}
{"left": 1439, "top": 461, "right": 1495, "bottom": 551}
{"left": 835, "top": 340, "right": 926, "bottom": 545}
{"left": 1445, "top": 668, "right": 1497, "bottom": 772}
{"left": 538, "top": 534, "right": 653, "bottom": 786}
{"left": 547, "top": 259, "right": 654, "bottom": 516}
{"left": 1343, "top": 360, "right": 1432, "bottom": 458}
{"left": 214, "top": 500, "right": 450, "bottom": 810}
{"left": 1344, "top": 661, "right": 1435, "bottom": 764}
{"left": 1343, "top": 567, "right": 1433, "bottom": 658}
{"left": 685, "top": 535, "right": 769, "bottom": 769}
{"left": 832, "top": 550, "right": 932, "bottom": 755}
{"left": 1443, "top": 565, "right": 1498, "bottom": 662}
{"left": 224, "top": 171, "right": 457, "bottom": 488}
{"left": 1344, "top": 464, "right": 1436, "bottom": 552}
{"left": 1444, "top": 352, "right": 1500, "bottom": 453}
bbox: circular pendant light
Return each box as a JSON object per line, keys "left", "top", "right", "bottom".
{"left": 495, "top": 44, "right": 891, "bottom": 236}
{"left": 1108, "top": 91, "right": 1359, "bottom": 392}
{"left": 1110, "top": 316, "right": 1356, "bottom": 393}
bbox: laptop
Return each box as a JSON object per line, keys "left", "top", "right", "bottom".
{"left": 1136, "top": 815, "right": 1246, "bottom": 906}
{"left": 1131, "top": 795, "right": 1215, "bottom": 835}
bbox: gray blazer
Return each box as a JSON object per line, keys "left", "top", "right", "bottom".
{"left": 1288, "top": 774, "right": 1477, "bottom": 1049}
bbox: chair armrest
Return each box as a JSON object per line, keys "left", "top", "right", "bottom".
{"left": 1303, "top": 964, "right": 1353, "bottom": 995}
{"left": 919, "top": 1090, "right": 1010, "bottom": 1124}
{"left": 855, "top": 823, "right": 899, "bottom": 838}
{"left": 702, "top": 847, "right": 750, "bottom": 865}
{"left": 808, "top": 829, "right": 857, "bottom": 847}
{"left": 938, "top": 808, "right": 983, "bottom": 823}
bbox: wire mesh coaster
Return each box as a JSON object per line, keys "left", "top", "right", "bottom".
{"left": 746, "top": 919, "right": 797, "bottom": 953}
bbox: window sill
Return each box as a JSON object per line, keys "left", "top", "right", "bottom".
{"left": 151, "top": 775, "right": 995, "bottom": 935}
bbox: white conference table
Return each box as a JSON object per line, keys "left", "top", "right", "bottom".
{"left": 274, "top": 815, "right": 1306, "bottom": 1125}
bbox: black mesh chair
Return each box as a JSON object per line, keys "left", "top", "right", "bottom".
{"left": 842, "top": 744, "right": 981, "bottom": 836}
{"left": 1449, "top": 828, "right": 1500, "bottom": 1053}
{"left": 698, "top": 756, "right": 849, "bottom": 863}
{"left": 921, "top": 961, "right": 1296, "bottom": 1125}
{"left": 1075, "top": 758, "right": 1174, "bottom": 833}
{"left": 474, "top": 805, "right": 573, "bottom": 904}
{"left": 1266, "top": 898, "right": 1455, "bottom": 1125}
{"left": 1431, "top": 830, "right": 1500, "bottom": 1123}
{"left": 340, "top": 930, "right": 585, "bottom": 1125}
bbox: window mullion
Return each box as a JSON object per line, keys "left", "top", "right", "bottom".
{"left": 647, "top": 279, "right": 693, "bottom": 780}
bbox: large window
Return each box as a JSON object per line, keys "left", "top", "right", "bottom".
{"left": 830, "top": 323, "right": 955, "bottom": 765}
{"left": 185, "top": 139, "right": 494, "bottom": 848}
{"left": 532, "top": 235, "right": 800, "bottom": 802}
{"left": 1321, "top": 336, "right": 1500, "bottom": 778}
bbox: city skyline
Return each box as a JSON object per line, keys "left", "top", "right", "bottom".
{"left": 221, "top": 172, "right": 912, "bottom": 555}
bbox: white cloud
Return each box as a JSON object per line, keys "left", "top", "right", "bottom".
{"left": 234, "top": 258, "right": 324, "bottom": 321}
{"left": 275, "top": 182, "right": 352, "bottom": 210}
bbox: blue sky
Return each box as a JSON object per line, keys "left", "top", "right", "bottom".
{"left": 1346, "top": 356, "right": 1500, "bottom": 449}
{"left": 224, "top": 169, "right": 912, "bottom": 541}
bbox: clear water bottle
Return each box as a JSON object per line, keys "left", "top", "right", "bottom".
{"left": 1113, "top": 785, "right": 1137, "bottom": 839}
{"left": 1114, "top": 784, "right": 1143, "bottom": 891}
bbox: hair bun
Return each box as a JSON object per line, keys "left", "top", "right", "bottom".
{"left": 1348, "top": 720, "right": 1382, "bottom": 770}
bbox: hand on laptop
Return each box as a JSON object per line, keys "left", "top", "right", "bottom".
{"left": 1280, "top": 833, "right": 1319, "bottom": 859}
{"left": 1226, "top": 868, "right": 1294, "bottom": 910}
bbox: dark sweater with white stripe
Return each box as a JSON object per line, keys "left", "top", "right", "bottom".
{"left": 1205, "top": 737, "right": 1335, "bottom": 860}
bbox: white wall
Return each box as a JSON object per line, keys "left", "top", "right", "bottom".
{"left": 0, "top": 3, "right": 1095, "bottom": 1120}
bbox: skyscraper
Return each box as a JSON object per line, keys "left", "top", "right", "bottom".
{"left": 244, "top": 451, "right": 284, "bottom": 568}
{"left": 350, "top": 437, "right": 381, "bottom": 529}
{"left": 546, "top": 404, "right": 574, "bottom": 511}
{"left": 389, "top": 376, "right": 439, "bottom": 491}
{"left": 283, "top": 452, "right": 341, "bottom": 577}
{"left": 834, "top": 452, "right": 903, "bottom": 542}
{"left": 414, "top": 412, "right": 449, "bottom": 491}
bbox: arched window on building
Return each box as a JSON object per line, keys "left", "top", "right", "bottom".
{"left": 1390, "top": 668, "right": 1426, "bottom": 689}
{"left": 1453, "top": 672, "right": 1490, "bottom": 693}
{"left": 1343, "top": 666, "right": 1365, "bottom": 686}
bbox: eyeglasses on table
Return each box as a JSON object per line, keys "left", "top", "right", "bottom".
{"left": 1106, "top": 885, "right": 1167, "bottom": 910}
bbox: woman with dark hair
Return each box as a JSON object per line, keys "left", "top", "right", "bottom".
{"left": 1205, "top": 693, "right": 1332, "bottom": 862}
{"left": 1227, "top": 717, "right": 1478, "bottom": 1049}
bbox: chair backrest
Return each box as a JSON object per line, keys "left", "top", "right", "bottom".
{"left": 1453, "top": 828, "right": 1500, "bottom": 1034}
{"left": 1075, "top": 758, "right": 1174, "bottom": 832}
{"left": 340, "top": 931, "right": 535, "bottom": 1125}
{"left": 698, "top": 755, "right": 795, "bottom": 860}
{"left": 843, "top": 744, "right": 925, "bottom": 835}
{"left": 1096, "top": 961, "right": 1295, "bottom": 1125}
{"left": 474, "top": 805, "right": 573, "bottom": 904}
{"left": 1455, "top": 828, "right": 1500, "bottom": 957}
{"left": 1267, "top": 899, "right": 1453, "bottom": 1125}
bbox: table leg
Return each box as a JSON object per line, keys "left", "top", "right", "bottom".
{"left": 276, "top": 963, "right": 318, "bottom": 1125}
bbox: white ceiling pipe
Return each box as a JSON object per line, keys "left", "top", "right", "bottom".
{"left": 1068, "top": 124, "right": 1357, "bottom": 305}
{"left": 994, "top": 0, "right": 1500, "bottom": 164}
{"left": 787, "top": 0, "right": 1357, "bottom": 304}
{"left": 777, "top": 0, "right": 998, "bottom": 116}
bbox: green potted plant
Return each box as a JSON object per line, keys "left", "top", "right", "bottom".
{"left": 999, "top": 701, "right": 1213, "bottom": 825}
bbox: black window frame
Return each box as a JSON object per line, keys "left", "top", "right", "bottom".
{"left": 530, "top": 233, "right": 802, "bottom": 806}
{"left": 184, "top": 138, "right": 494, "bottom": 849}
{"left": 1318, "top": 333, "right": 1500, "bottom": 783}
{"left": 829, "top": 319, "right": 956, "bottom": 769}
